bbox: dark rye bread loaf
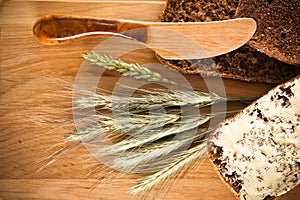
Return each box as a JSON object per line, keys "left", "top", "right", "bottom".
{"left": 235, "top": 0, "right": 300, "bottom": 65}
{"left": 157, "top": 0, "right": 300, "bottom": 83}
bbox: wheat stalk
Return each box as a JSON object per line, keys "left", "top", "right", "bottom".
{"left": 84, "top": 52, "right": 177, "bottom": 85}
{"left": 111, "top": 128, "right": 211, "bottom": 173}
{"left": 76, "top": 89, "right": 222, "bottom": 111}
{"left": 129, "top": 141, "right": 207, "bottom": 194}
{"left": 104, "top": 113, "right": 182, "bottom": 137}
{"left": 69, "top": 52, "right": 255, "bottom": 195}
{"left": 97, "top": 114, "right": 210, "bottom": 155}
{"left": 65, "top": 112, "right": 181, "bottom": 142}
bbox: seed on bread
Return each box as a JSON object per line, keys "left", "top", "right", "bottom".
{"left": 208, "top": 76, "right": 300, "bottom": 199}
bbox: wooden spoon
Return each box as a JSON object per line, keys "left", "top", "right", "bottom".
{"left": 33, "top": 14, "right": 256, "bottom": 60}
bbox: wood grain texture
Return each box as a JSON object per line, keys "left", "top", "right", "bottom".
{"left": 0, "top": 0, "right": 299, "bottom": 200}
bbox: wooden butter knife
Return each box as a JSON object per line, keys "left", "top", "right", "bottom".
{"left": 33, "top": 14, "right": 256, "bottom": 59}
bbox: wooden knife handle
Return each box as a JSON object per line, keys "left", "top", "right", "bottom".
{"left": 33, "top": 14, "right": 148, "bottom": 44}
{"left": 32, "top": 14, "right": 256, "bottom": 59}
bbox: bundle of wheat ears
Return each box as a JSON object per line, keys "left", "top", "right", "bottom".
{"left": 64, "top": 52, "right": 255, "bottom": 194}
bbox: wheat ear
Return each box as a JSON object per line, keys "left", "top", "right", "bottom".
{"left": 128, "top": 141, "right": 207, "bottom": 194}
{"left": 96, "top": 115, "right": 210, "bottom": 155}
{"left": 76, "top": 89, "right": 222, "bottom": 111}
{"left": 111, "top": 128, "right": 210, "bottom": 173}
{"left": 83, "top": 52, "right": 177, "bottom": 85}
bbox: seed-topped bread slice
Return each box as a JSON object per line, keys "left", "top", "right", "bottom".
{"left": 235, "top": 0, "right": 300, "bottom": 65}
{"left": 208, "top": 76, "right": 300, "bottom": 199}
{"left": 158, "top": 0, "right": 300, "bottom": 83}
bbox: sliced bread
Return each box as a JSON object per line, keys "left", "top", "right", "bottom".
{"left": 235, "top": 0, "right": 300, "bottom": 65}
{"left": 158, "top": 0, "right": 300, "bottom": 83}
{"left": 208, "top": 76, "right": 300, "bottom": 199}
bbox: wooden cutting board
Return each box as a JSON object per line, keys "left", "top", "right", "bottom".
{"left": 0, "top": 0, "right": 299, "bottom": 199}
